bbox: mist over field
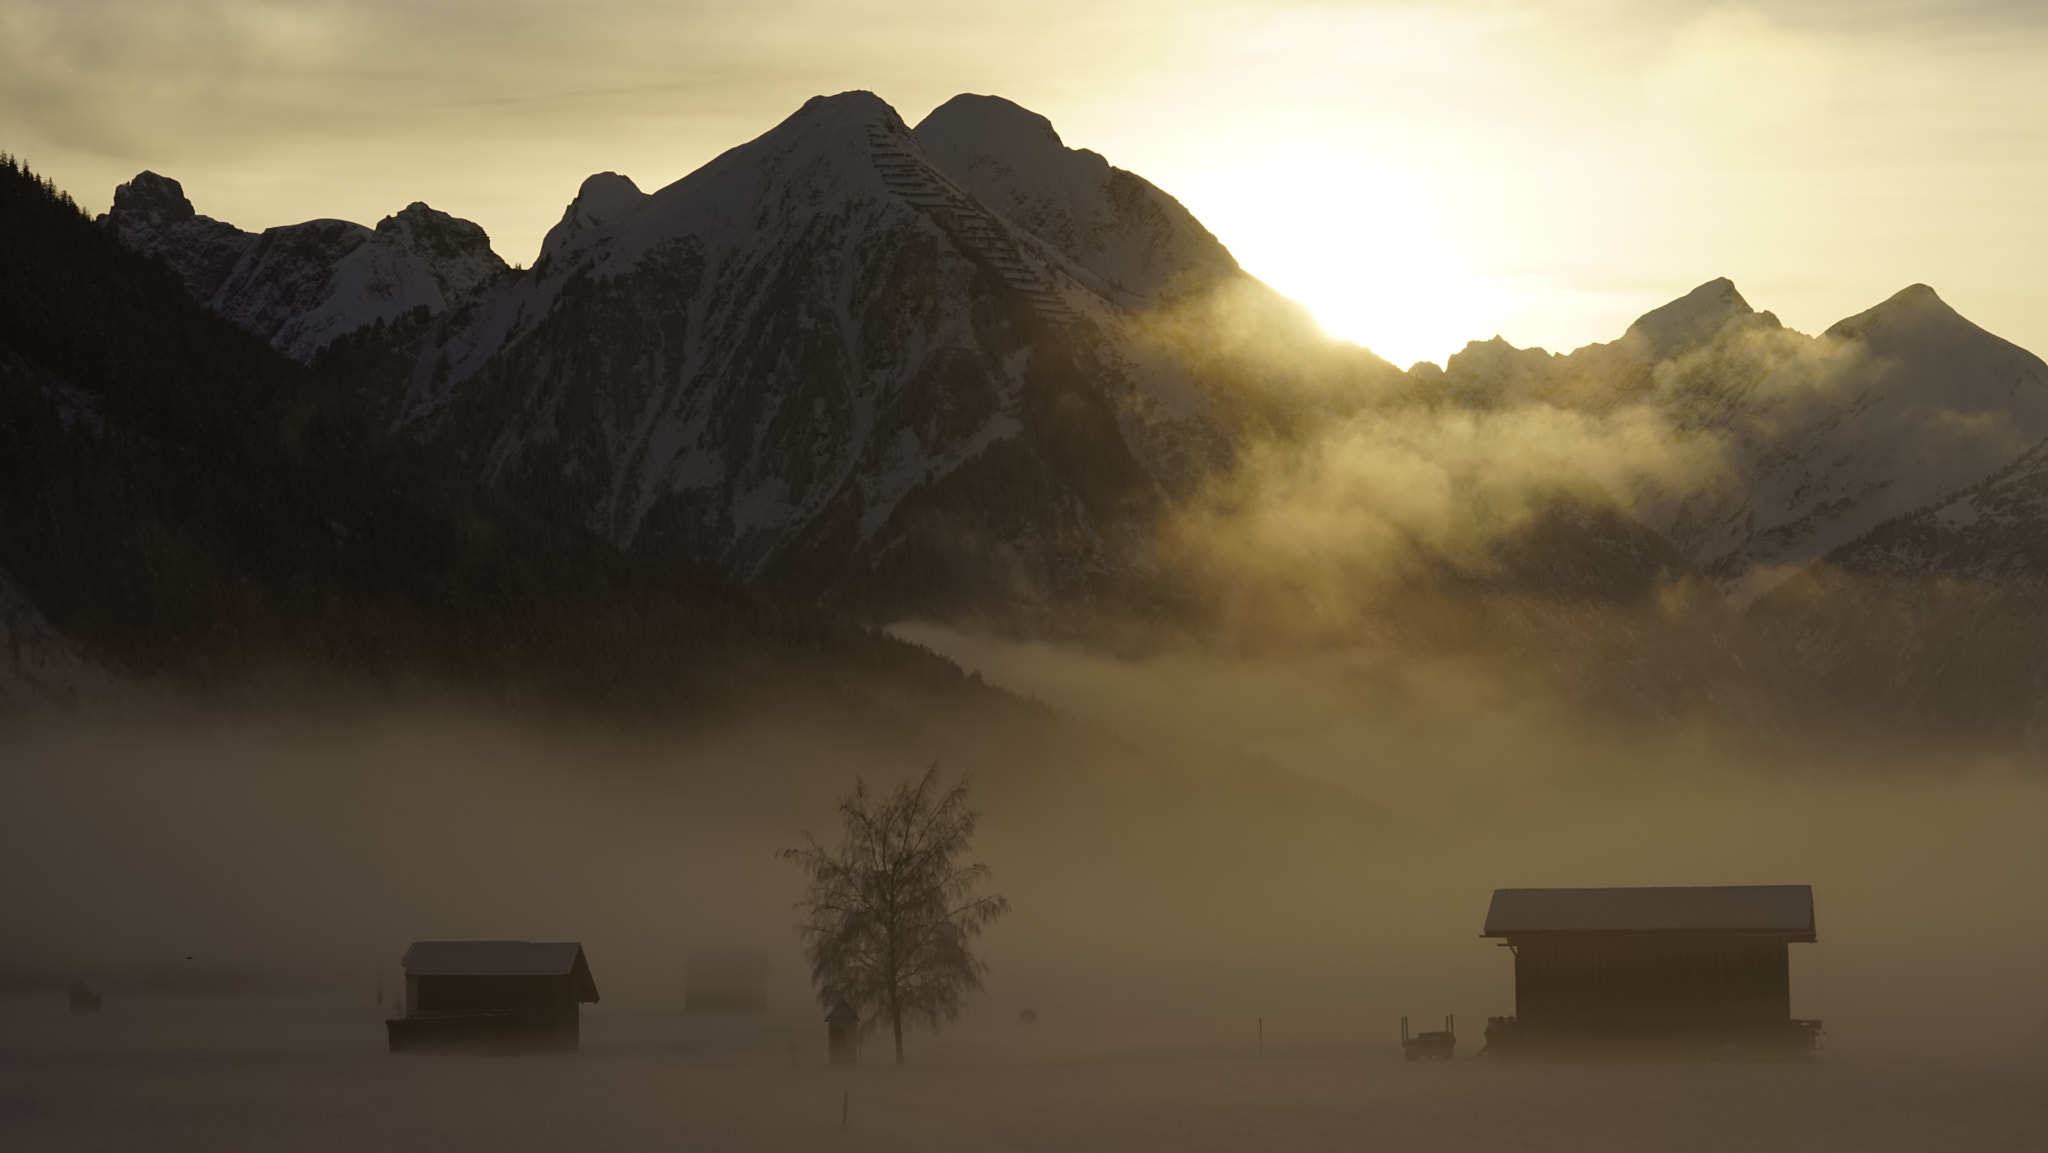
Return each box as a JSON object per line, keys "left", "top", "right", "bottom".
{"left": 6, "top": 677, "right": 2044, "bottom": 1059}
{"left": 7, "top": 678, "right": 2048, "bottom": 1151}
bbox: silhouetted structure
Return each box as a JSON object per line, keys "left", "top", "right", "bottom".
{"left": 385, "top": 941, "right": 599, "bottom": 1053}
{"left": 827, "top": 1000, "right": 860, "bottom": 1064}
{"left": 684, "top": 949, "right": 768, "bottom": 1012}
{"left": 1401, "top": 1014, "right": 1454, "bottom": 1059}
{"left": 1481, "top": 886, "right": 1820, "bottom": 1058}
{"left": 67, "top": 980, "right": 102, "bottom": 1014}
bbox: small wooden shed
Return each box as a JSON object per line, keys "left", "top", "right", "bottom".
{"left": 826, "top": 1000, "right": 860, "bottom": 1064}
{"left": 684, "top": 949, "right": 769, "bottom": 1012}
{"left": 386, "top": 940, "right": 599, "bottom": 1053}
{"left": 1481, "top": 885, "right": 1819, "bottom": 1058}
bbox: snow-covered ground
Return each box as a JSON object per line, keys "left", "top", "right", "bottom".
{"left": 4, "top": 995, "right": 2042, "bottom": 1152}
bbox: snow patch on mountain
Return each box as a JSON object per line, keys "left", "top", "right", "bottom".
{"left": 375, "top": 203, "right": 507, "bottom": 300}
{"left": 1748, "top": 428, "right": 2048, "bottom": 743}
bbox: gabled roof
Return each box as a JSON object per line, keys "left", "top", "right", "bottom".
{"left": 400, "top": 941, "right": 600, "bottom": 1001}
{"left": 1482, "top": 886, "right": 1815, "bottom": 940}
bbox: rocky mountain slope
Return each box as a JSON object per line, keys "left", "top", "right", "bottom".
{"left": 102, "top": 172, "right": 508, "bottom": 363}
{"left": 0, "top": 155, "right": 976, "bottom": 716}
{"left": 1423, "top": 278, "right": 2048, "bottom": 601}
{"left": 339, "top": 91, "right": 1398, "bottom": 623}
{"left": 1753, "top": 434, "right": 2048, "bottom": 743}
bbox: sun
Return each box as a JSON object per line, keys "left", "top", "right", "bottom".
{"left": 1169, "top": 154, "right": 1510, "bottom": 370}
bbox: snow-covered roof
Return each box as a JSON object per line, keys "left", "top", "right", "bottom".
{"left": 401, "top": 941, "right": 600, "bottom": 1000}
{"left": 1482, "top": 886, "right": 1815, "bottom": 939}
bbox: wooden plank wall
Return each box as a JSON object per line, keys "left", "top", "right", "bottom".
{"left": 1514, "top": 934, "right": 1790, "bottom": 1035}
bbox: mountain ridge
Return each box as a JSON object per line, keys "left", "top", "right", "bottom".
{"left": 102, "top": 172, "right": 510, "bottom": 363}
{"left": 1, "top": 154, "right": 991, "bottom": 721}
{"left": 78, "top": 92, "right": 2048, "bottom": 735}
{"left": 1425, "top": 276, "right": 2048, "bottom": 601}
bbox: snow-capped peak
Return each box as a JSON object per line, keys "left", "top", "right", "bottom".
{"left": 914, "top": 93, "right": 1239, "bottom": 302}
{"left": 1622, "top": 277, "right": 1755, "bottom": 359}
{"left": 375, "top": 202, "right": 508, "bottom": 299}
{"left": 1823, "top": 283, "right": 1966, "bottom": 344}
{"left": 917, "top": 94, "right": 1070, "bottom": 168}
{"left": 537, "top": 172, "right": 648, "bottom": 263}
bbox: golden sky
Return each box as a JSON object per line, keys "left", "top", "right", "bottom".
{"left": 5, "top": 0, "right": 2045, "bottom": 368}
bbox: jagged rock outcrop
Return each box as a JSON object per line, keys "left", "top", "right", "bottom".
{"left": 537, "top": 172, "right": 649, "bottom": 263}
{"left": 102, "top": 173, "right": 508, "bottom": 362}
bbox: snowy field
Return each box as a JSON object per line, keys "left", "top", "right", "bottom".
{"left": 5, "top": 995, "right": 2044, "bottom": 1152}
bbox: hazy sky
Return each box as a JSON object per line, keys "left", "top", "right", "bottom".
{"left": 4, "top": 0, "right": 2044, "bottom": 367}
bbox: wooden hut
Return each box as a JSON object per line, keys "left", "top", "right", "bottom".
{"left": 386, "top": 941, "right": 599, "bottom": 1053}
{"left": 684, "top": 949, "right": 769, "bottom": 1012}
{"left": 826, "top": 1000, "right": 860, "bottom": 1064}
{"left": 1480, "top": 885, "right": 1820, "bottom": 1058}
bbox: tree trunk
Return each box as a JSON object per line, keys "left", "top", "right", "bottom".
{"left": 892, "top": 1006, "right": 904, "bottom": 1065}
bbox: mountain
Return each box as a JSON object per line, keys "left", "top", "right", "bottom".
{"left": 0, "top": 155, "right": 976, "bottom": 717}
{"left": 4, "top": 163, "right": 1417, "bottom": 1018}
{"left": 288, "top": 90, "right": 1399, "bottom": 625}
{"left": 1752, "top": 434, "right": 2048, "bottom": 743}
{"left": 912, "top": 94, "right": 1242, "bottom": 305}
{"left": 1421, "top": 279, "right": 2048, "bottom": 601}
{"left": 91, "top": 94, "right": 2048, "bottom": 736}
{"left": 102, "top": 172, "right": 509, "bottom": 363}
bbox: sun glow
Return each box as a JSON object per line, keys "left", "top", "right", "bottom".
{"left": 1170, "top": 156, "right": 1513, "bottom": 371}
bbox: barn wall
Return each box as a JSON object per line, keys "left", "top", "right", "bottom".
{"left": 414, "top": 975, "right": 579, "bottom": 1021}
{"left": 1513, "top": 933, "right": 1790, "bottom": 1036}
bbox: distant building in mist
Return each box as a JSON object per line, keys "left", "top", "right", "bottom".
{"left": 1480, "top": 885, "right": 1821, "bottom": 1058}
{"left": 684, "top": 949, "right": 769, "bottom": 1012}
{"left": 385, "top": 941, "right": 599, "bottom": 1053}
{"left": 827, "top": 999, "right": 860, "bottom": 1064}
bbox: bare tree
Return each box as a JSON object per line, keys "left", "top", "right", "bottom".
{"left": 781, "top": 767, "right": 1010, "bottom": 1064}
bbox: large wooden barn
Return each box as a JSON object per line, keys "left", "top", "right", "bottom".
{"left": 1480, "top": 885, "right": 1820, "bottom": 1058}
{"left": 386, "top": 941, "right": 600, "bottom": 1053}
